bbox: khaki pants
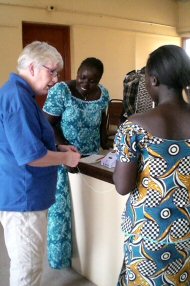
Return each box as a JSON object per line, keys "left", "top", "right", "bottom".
{"left": 0, "top": 211, "right": 47, "bottom": 286}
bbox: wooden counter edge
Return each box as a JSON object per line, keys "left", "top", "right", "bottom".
{"left": 78, "top": 162, "right": 114, "bottom": 184}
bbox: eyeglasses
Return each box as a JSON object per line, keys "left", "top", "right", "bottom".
{"left": 42, "top": 65, "right": 60, "bottom": 78}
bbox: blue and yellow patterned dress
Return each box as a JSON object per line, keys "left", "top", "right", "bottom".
{"left": 114, "top": 120, "right": 190, "bottom": 286}
{"left": 43, "top": 82, "right": 110, "bottom": 269}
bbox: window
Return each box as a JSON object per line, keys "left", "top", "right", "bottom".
{"left": 181, "top": 38, "right": 190, "bottom": 101}
{"left": 182, "top": 37, "right": 190, "bottom": 57}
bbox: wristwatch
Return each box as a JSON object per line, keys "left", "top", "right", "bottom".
{"left": 55, "top": 144, "right": 60, "bottom": 151}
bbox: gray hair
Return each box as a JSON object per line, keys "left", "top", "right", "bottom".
{"left": 17, "top": 41, "right": 63, "bottom": 72}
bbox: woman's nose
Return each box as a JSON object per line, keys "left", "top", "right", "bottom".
{"left": 52, "top": 75, "right": 59, "bottom": 83}
{"left": 82, "top": 80, "right": 90, "bottom": 88}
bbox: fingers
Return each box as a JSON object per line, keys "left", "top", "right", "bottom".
{"left": 67, "top": 151, "right": 81, "bottom": 167}
{"left": 72, "top": 152, "right": 81, "bottom": 167}
{"left": 70, "top": 146, "right": 78, "bottom": 152}
{"left": 59, "top": 144, "right": 78, "bottom": 153}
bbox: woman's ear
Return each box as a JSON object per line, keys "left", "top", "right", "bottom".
{"left": 151, "top": 76, "right": 159, "bottom": 86}
{"left": 29, "top": 63, "right": 35, "bottom": 76}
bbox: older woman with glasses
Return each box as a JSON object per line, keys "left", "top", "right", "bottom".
{"left": 0, "top": 41, "right": 80, "bottom": 286}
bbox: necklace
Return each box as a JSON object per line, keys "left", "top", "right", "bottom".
{"left": 76, "top": 87, "right": 88, "bottom": 101}
{"left": 81, "top": 94, "right": 88, "bottom": 101}
{"left": 79, "top": 92, "right": 88, "bottom": 100}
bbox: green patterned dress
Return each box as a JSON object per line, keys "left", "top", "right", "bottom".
{"left": 43, "top": 82, "right": 110, "bottom": 269}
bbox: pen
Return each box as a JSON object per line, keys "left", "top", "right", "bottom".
{"left": 95, "top": 156, "right": 105, "bottom": 162}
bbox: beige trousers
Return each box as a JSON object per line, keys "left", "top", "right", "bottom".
{"left": 0, "top": 211, "right": 47, "bottom": 286}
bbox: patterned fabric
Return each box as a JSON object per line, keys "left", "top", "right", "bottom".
{"left": 123, "top": 70, "right": 139, "bottom": 117}
{"left": 43, "top": 81, "right": 110, "bottom": 269}
{"left": 43, "top": 82, "right": 110, "bottom": 155}
{"left": 123, "top": 68, "right": 152, "bottom": 119}
{"left": 135, "top": 74, "right": 153, "bottom": 113}
{"left": 114, "top": 121, "right": 190, "bottom": 286}
{"left": 47, "top": 167, "right": 71, "bottom": 269}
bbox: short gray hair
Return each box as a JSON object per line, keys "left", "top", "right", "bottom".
{"left": 17, "top": 41, "right": 63, "bottom": 72}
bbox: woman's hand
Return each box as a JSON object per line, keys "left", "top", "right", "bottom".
{"left": 58, "top": 144, "right": 78, "bottom": 153}
{"left": 63, "top": 150, "right": 81, "bottom": 167}
{"left": 28, "top": 149, "right": 81, "bottom": 168}
{"left": 59, "top": 144, "right": 80, "bottom": 170}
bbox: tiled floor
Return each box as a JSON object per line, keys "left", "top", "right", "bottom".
{"left": 0, "top": 226, "right": 96, "bottom": 286}
{"left": 41, "top": 265, "right": 96, "bottom": 286}
{"left": 0, "top": 263, "right": 96, "bottom": 286}
{"left": 41, "top": 255, "right": 96, "bottom": 286}
{"left": 0, "top": 255, "right": 96, "bottom": 286}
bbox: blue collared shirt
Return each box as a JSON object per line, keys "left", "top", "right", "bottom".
{"left": 0, "top": 73, "right": 57, "bottom": 211}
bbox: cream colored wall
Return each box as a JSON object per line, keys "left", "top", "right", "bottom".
{"left": 177, "top": 1, "right": 190, "bottom": 35}
{"left": 135, "top": 33, "right": 181, "bottom": 68}
{"left": 72, "top": 26, "right": 181, "bottom": 98}
{"left": 72, "top": 26, "right": 136, "bottom": 99}
{"left": 0, "top": 0, "right": 180, "bottom": 99}
{"left": 0, "top": 0, "right": 179, "bottom": 26}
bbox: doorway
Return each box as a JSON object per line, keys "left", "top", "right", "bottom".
{"left": 22, "top": 22, "right": 71, "bottom": 107}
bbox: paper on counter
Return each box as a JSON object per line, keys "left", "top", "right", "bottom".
{"left": 79, "top": 154, "right": 105, "bottom": 164}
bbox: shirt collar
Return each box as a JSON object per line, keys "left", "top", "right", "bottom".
{"left": 9, "top": 73, "right": 36, "bottom": 98}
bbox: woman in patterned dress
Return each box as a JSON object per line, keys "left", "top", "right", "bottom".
{"left": 113, "top": 45, "right": 190, "bottom": 285}
{"left": 43, "top": 57, "right": 110, "bottom": 269}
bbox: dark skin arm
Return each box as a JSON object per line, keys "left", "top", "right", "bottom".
{"left": 44, "top": 108, "right": 108, "bottom": 150}
{"left": 43, "top": 113, "right": 69, "bottom": 145}
{"left": 113, "top": 160, "right": 138, "bottom": 196}
{"left": 44, "top": 110, "right": 108, "bottom": 150}
{"left": 43, "top": 112, "right": 79, "bottom": 173}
